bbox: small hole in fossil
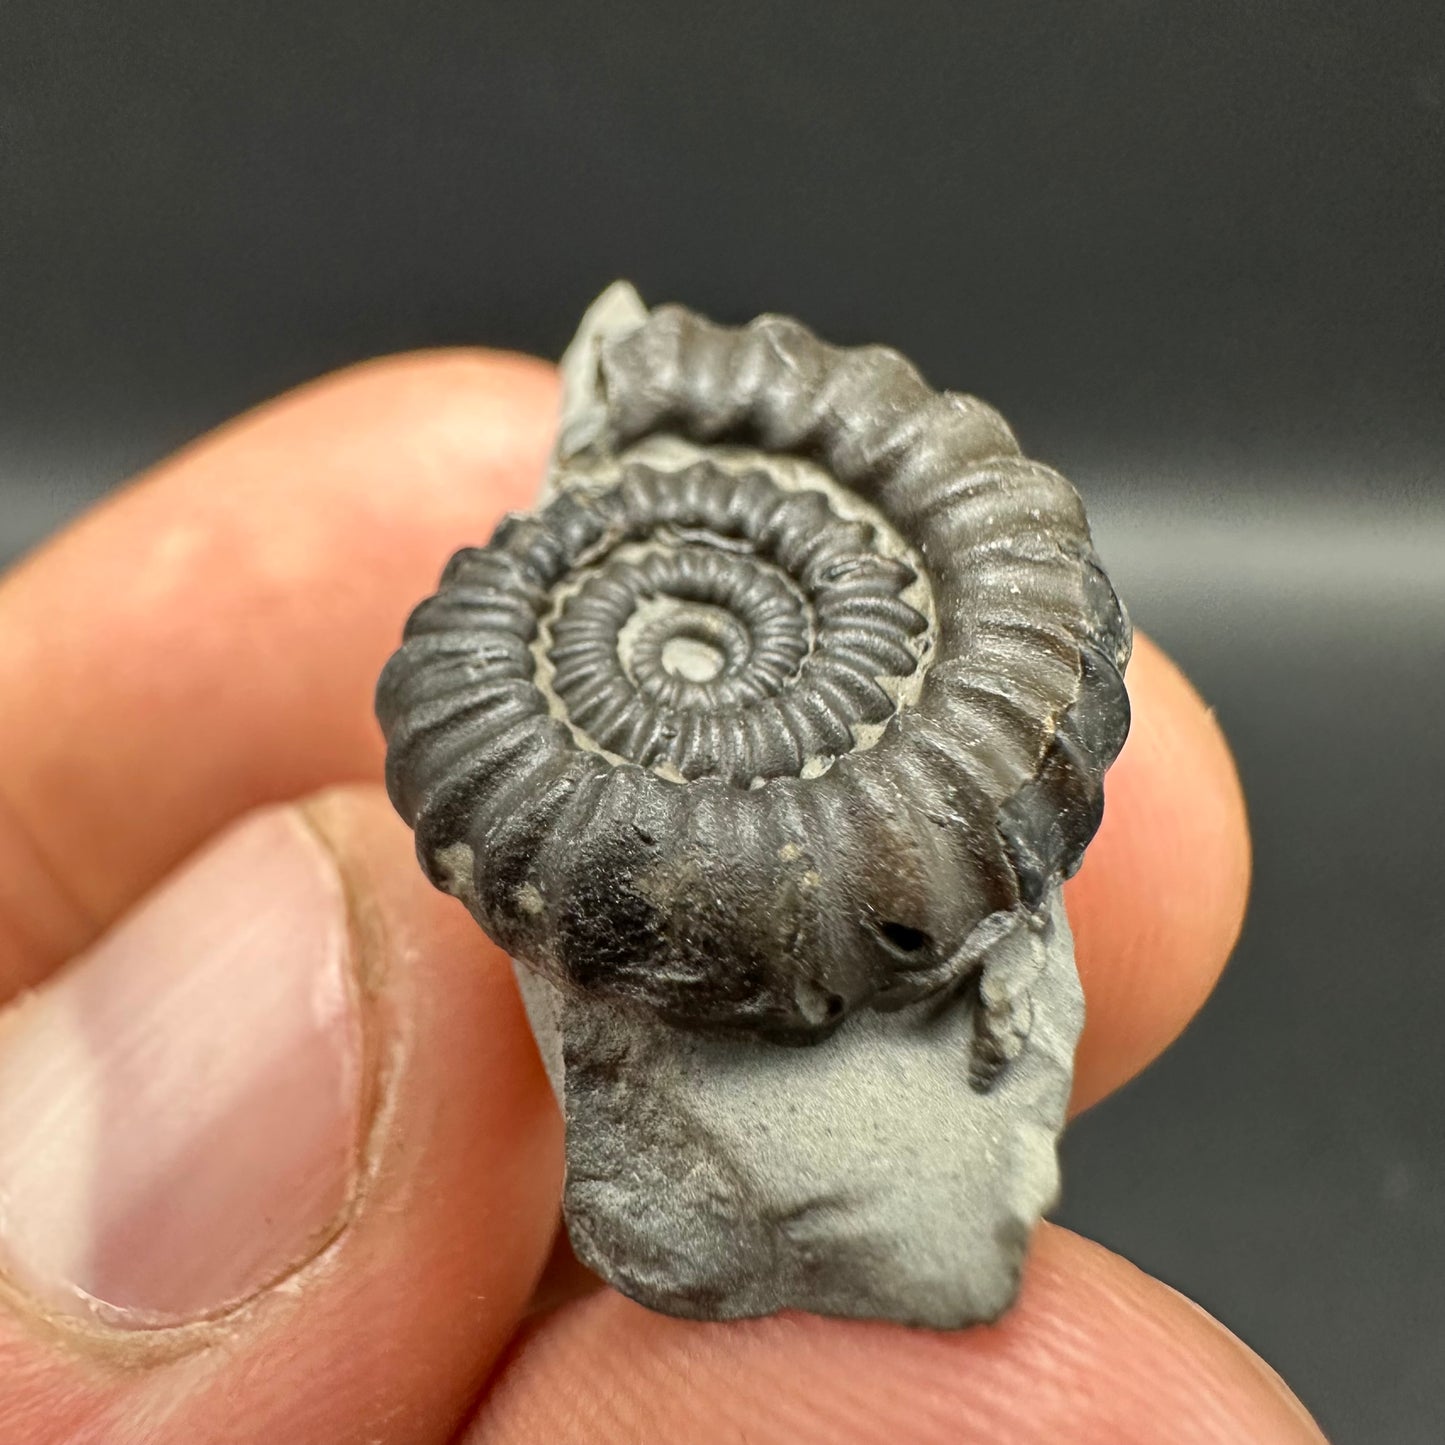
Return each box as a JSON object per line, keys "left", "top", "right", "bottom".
{"left": 661, "top": 634, "right": 727, "bottom": 683}
{"left": 825, "top": 994, "right": 845, "bottom": 1017}
{"left": 874, "top": 920, "right": 931, "bottom": 954}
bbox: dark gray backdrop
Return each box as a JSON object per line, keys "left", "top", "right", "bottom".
{"left": 3, "top": 4, "right": 1442, "bottom": 1441}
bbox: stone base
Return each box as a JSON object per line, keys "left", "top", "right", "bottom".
{"left": 514, "top": 888, "right": 1082, "bottom": 1329}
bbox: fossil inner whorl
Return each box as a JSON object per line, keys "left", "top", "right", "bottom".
{"left": 535, "top": 461, "right": 931, "bottom": 787}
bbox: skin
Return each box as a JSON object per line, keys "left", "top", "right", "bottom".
{"left": 0, "top": 351, "right": 1321, "bottom": 1443}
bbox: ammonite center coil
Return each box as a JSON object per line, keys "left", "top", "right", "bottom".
{"left": 377, "top": 284, "right": 1131, "bottom": 1328}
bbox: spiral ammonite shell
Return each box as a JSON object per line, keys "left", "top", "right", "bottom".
{"left": 377, "top": 290, "right": 1131, "bottom": 1050}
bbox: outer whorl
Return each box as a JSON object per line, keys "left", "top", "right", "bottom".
{"left": 377, "top": 289, "right": 1131, "bottom": 1048}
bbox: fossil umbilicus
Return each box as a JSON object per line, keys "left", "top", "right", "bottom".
{"left": 377, "top": 284, "right": 1131, "bottom": 1328}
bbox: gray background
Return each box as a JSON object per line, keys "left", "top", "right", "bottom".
{"left": 2, "top": 3, "right": 1442, "bottom": 1440}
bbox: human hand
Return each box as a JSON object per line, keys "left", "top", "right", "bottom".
{"left": 0, "top": 351, "right": 1323, "bottom": 1443}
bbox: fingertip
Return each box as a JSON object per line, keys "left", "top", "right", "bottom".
{"left": 0, "top": 785, "right": 563, "bottom": 1445}
{"left": 233, "top": 347, "right": 559, "bottom": 491}
{"left": 472, "top": 1227, "right": 1322, "bottom": 1444}
{"left": 1066, "top": 633, "right": 1252, "bottom": 1112}
{"left": 0, "top": 349, "right": 561, "bottom": 988}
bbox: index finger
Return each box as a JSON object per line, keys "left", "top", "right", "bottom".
{"left": 0, "top": 353, "right": 1248, "bottom": 1110}
{"left": 0, "top": 351, "right": 555, "bottom": 986}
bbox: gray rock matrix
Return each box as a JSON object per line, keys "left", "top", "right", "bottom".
{"left": 377, "top": 284, "right": 1131, "bottom": 1328}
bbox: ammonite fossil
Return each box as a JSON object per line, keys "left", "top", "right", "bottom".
{"left": 377, "top": 284, "right": 1131, "bottom": 1328}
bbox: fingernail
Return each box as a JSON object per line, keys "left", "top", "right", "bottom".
{"left": 0, "top": 808, "right": 365, "bottom": 1329}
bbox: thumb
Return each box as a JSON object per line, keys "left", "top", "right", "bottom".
{"left": 0, "top": 786, "right": 561, "bottom": 1445}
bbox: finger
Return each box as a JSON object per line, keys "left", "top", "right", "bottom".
{"left": 0, "top": 354, "right": 1246, "bottom": 1115}
{"left": 469, "top": 1226, "right": 1323, "bottom": 1445}
{"left": 0, "top": 350, "right": 558, "bottom": 994}
{"left": 0, "top": 786, "right": 561, "bottom": 1445}
{"left": 1064, "top": 632, "right": 1250, "bottom": 1112}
